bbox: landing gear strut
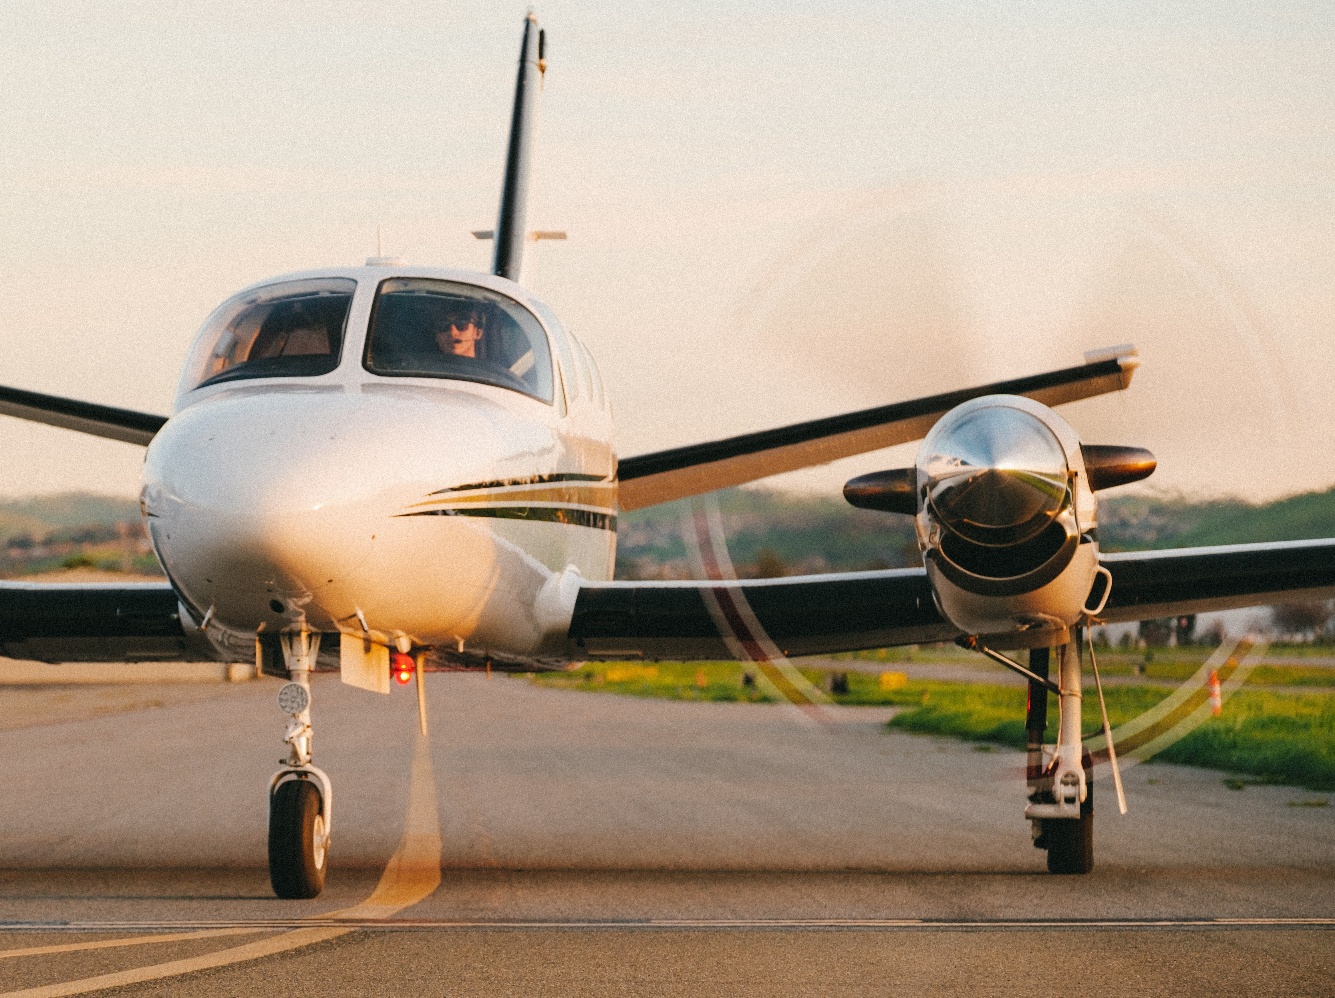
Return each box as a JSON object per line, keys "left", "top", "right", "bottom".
{"left": 269, "top": 630, "right": 332, "bottom": 899}
{"left": 1025, "top": 640, "right": 1094, "bottom": 874}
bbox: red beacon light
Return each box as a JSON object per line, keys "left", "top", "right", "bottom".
{"left": 391, "top": 651, "right": 415, "bottom": 685}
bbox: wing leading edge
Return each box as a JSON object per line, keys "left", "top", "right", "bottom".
{"left": 616, "top": 348, "right": 1138, "bottom": 511}
{"left": 1101, "top": 538, "right": 1335, "bottom": 623}
{"left": 0, "top": 384, "right": 166, "bottom": 446}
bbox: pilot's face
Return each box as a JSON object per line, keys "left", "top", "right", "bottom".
{"left": 436, "top": 317, "right": 483, "bottom": 358}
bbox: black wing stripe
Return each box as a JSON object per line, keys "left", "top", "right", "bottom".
{"left": 0, "top": 384, "right": 167, "bottom": 446}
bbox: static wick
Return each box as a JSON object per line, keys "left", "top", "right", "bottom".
{"left": 376, "top": 224, "right": 383, "bottom": 258}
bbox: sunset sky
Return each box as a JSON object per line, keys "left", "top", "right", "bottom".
{"left": 1, "top": 1, "right": 1331, "bottom": 501}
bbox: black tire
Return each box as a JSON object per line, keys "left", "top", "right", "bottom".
{"left": 269, "top": 779, "right": 328, "bottom": 899}
{"left": 1045, "top": 769, "right": 1094, "bottom": 875}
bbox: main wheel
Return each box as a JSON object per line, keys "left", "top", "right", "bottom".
{"left": 1045, "top": 772, "right": 1093, "bottom": 874}
{"left": 269, "top": 779, "right": 328, "bottom": 898}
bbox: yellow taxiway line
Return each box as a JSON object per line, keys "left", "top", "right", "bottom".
{"left": 0, "top": 733, "right": 443, "bottom": 998}
{"left": 0, "top": 928, "right": 272, "bottom": 962}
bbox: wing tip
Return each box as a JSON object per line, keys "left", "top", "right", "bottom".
{"left": 1083, "top": 343, "right": 1140, "bottom": 387}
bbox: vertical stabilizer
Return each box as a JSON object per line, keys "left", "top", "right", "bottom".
{"left": 492, "top": 14, "right": 544, "bottom": 283}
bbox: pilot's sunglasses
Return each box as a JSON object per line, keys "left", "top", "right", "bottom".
{"left": 449, "top": 317, "right": 480, "bottom": 330}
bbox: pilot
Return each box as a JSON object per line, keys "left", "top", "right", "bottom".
{"left": 435, "top": 306, "right": 485, "bottom": 359}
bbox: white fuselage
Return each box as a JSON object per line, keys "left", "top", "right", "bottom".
{"left": 141, "top": 266, "right": 616, "bottom": 661}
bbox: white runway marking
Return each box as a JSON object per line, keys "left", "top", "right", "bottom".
{"left": 4, "top": 917, "right": 1333, "bottom": 932}
{"left": 0, "top": 928, "right": 273, "bottom": 961}
{"left": 0, "top": 733, "right": 442, "bottom": 998}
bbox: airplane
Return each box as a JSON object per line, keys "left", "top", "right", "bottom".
{"left": 2, "top": 14, "right": 1334, "bottom": 898}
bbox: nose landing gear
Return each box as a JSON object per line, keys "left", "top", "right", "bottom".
{"left": 1023, "top": 641, "right": 1095, "bottom": 875}
{"left": 268, "top": 630, "right": 332, "bottom": 899}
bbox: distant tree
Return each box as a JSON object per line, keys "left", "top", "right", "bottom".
{"left": 1197, "top": 620, "right": 1226, "bottom": 646}
{"left": 750, "top": 547, "right": 789, "bottom": 579}
{"left": 1271, "top": 600, "right": 1333, "bottom": 641}
{"left": 1174, "top": 615, "right": 1196, "bottom": 646}
{"left": 1138, "top": 618, "right": 1174, "bottom": 647}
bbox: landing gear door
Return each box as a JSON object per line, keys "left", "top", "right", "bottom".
{"left": 339, "top": 632, "right": 390, "bottom": 694}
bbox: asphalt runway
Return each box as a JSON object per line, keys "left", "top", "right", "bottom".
{"left": 0, "top": 673, "right": 1331, "bottom": 995}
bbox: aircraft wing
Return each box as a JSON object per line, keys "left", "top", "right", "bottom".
{"left": 567, "top": 538, "right": 1335, "bottom": 660}
{"left": 1099, "top": 539, "right": 1335, "bottom": 623}
{"left": 616, "top": 349, "right": 1138, "bottom": 511}
{"left": 567, "top": 568, "right": 956, "bottom": 660}
{"left": 0, "top": 384, "right": 167, "bottom": 446}
{"left": 5, "top": 540, "right": 1332, "bottom": 666}
{"left": 0, "top": 581, "right": 215, "bottom": 663}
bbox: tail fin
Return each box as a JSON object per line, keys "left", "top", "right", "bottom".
{"left": 492, "top": 14, "right": 545, "bottom": 283}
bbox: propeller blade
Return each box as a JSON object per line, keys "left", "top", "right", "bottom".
{"left": 844, "top": 468, "right": 917, "bottom": 514}
{"left": 1081, "top": 444, "right": 1156, "bottom": 491}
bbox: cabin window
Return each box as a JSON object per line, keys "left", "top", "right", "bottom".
{"left": 363, "top": 279, "right": 554, "bottom": 404}
{"left": 183, "top": 278, "right": 356, "bottom": 390}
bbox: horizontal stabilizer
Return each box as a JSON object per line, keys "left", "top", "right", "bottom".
{"left": 0, "top": 384, "right": 167, "bottom": 445}
{"left": 473, "top": 229, "right": 565, "bottom": 241}
{"left": 617, "top": 348, "right": 1138, "bottom": 511}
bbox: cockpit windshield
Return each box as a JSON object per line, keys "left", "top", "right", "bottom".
{"left": 184, "top": 278, "right": 356, "bottom": 391}
{"left": 363, "top": 279, "right": 554, "bottom": 404}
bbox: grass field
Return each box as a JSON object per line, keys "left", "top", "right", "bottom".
{"left": 531, "top": 660, "right": 1335, "bottom": 792}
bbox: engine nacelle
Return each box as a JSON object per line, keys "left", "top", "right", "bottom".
{"left": 914, "top": 396, "right": 1098, "bottom": 646}
{"left": 843, "top": 394, "right": 1155, "bottom": 647}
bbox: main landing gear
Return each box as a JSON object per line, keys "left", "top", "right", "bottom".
{"left": 269, "top": 630, "right": 332, "bottom": 899}
{"left": 1024, "top": 642, "right": 1094, "bottom": 875}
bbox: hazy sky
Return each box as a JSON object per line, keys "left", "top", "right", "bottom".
{"left": 1, "top": 1, "right": 1332, "bottom": 501}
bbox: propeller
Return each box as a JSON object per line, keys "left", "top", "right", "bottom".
{"left": 843, "top": 443, "right": 1155, "bottom": 516}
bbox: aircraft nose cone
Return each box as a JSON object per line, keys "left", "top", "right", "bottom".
{"left": 141, "top": 384, "right": 552, "bottom": 632}
{"left": 139, "top": 390, "right": 400, "bottom": 626}
{"left": 920, "top": 404, "right": 1070, "bottom": 546}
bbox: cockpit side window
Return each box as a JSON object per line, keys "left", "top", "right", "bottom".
{"left": 363, "top": 279, "right": 554, "bottom": 404}
{"left": 183, "top": 278, "right": 356, "bottom": 391}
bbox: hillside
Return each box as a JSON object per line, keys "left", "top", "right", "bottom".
{"left": 1098, "top": 489, "right": 1335, "bottom": 550}
{"left": 0, "top": 493, "right": 141, "bottom": 544}
{"left": 618, "top": 485, "right": 1335, "bottom": 577}
{"left": 7, "top": 486, "right": 1335, "bottom": 582}
{"left": 0, "top": 493, "right": 156, "bottom": 577}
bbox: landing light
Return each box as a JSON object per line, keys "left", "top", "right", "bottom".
{"left": 391, "top": 651, "right": 415, "bottom": 685}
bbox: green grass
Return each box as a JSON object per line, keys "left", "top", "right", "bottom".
{"left": 1151, "top": 689, "right": 1335, "bottom": 791}
{"left": 838, "top": 645, "right": 1335, "bottom": 688}
{"left": 532, "top": 661, "right": 770, "bottom": 703}
{"left": 531, "top": 663, "right": 1335, "bottom": 792}
{"left": 885, "top": 683, "right": 1335, "bottom": 792}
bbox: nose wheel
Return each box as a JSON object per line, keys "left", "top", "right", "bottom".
{"left": 267, "top": 630, "right": 333, "bottom": 899}
{"left": 1023, "top": 642, "right": 1096, "bottom": 875}
{"left": 269, "top": 776, "right": 329, "bottom": 898}
{"left": 1040, "top": 773, "right": 1093, "bottom": 874}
